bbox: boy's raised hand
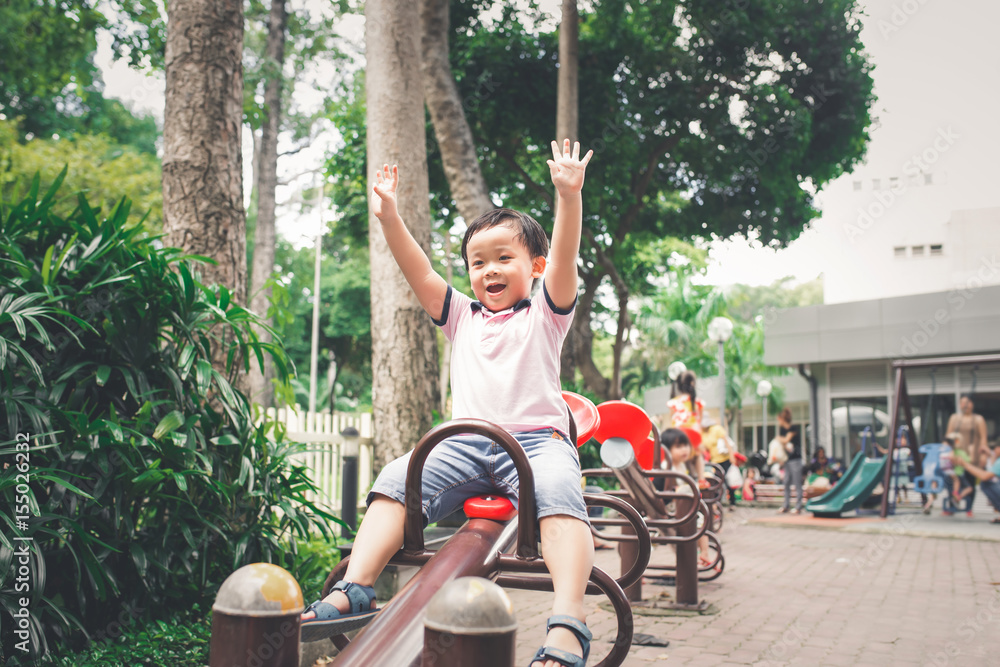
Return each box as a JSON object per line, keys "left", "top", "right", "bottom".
{"left": 372, "top": 164, "right": 399, "bottom": 221}
{"left": 547, "top": 139, "right": 594, "bottom": 196}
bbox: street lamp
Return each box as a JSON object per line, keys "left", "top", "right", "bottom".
{"left": 756, "top": 380, "right": 773, "bottom": 450}
{"left": 707, "top": 317, "right": 733, "bottom": 436}
{"left": 340, "top": 426, "right": 360, "bottom": 537}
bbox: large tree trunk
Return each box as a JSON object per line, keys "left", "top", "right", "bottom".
{"left": 556, "top": 0, "right": 581, "bottom": 385}
{"left": 555, "top": 0, "right": 579, "bottom": 146}
{"left": 163, "top": 0, "right": 247, "bottom": 386}
{"left": 368, "top": 0, "right": 441, "bottom": 470}
{"left": 420, "top": 0, "right": 494, "bottom": 223}
{"left": 569, "top": 273, "right": 612, "bottom": 400}
{"left": 248, "top": 0, "right": 288, "bottom": 408}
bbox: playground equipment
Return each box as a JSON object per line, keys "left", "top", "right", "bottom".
{"left": 319, "top": 418, "right": 652, "bottom": 666}
{"left": 878, "top": 353, "right": 1000, "bottom": 517}
{"left": 580, "top": 399, "right": 724, "bottom": 609}
{"left": 806, "top": 427, "right": 888, "bottom": 518}
{"left": 911, "top": 443, "right": 948, "bottom": 497}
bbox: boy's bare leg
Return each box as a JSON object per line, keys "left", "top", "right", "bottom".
{"left": 532, "top": 515, "right": 595, "bottom": 667}
{"left": 302, "top": 496, "right": 405, "bottom": 618}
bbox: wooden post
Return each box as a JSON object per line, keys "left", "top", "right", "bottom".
{"left": 210, "top": 563, "right": 304, "bottom": 667}
{"left": 422, "top": 577, "right": 517, "bottom": 667}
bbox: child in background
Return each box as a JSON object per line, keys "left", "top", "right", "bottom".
{"left": 742, "top": 467, "right": 757, "bottom": 503}
{"left": 941, "top": 433, "right": 972, "bottom": 516}
{"left": 661, "top": 428, "right": 714, "bottom": 568}
{"left": 301, "top": 140, "right": 596, "bottom": 667}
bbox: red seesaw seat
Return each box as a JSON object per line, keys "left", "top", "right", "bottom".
{"left": 562, "top": 390, "right": 601, "bottom": 447}
{"left": 464, "top": 495, "right": 517, "bottom": 521}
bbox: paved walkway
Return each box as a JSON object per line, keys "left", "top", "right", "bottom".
{"left": 510, "top": 500, "right": 1000, "bottom": 666}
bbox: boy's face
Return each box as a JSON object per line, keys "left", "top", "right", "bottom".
{"left": 670, "top": 443, "right": 691, "bottom": 464}
{"left": 466, "top": 223, "right": 545, "bottom": 312}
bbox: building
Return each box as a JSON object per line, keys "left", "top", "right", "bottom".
{"left": 763, "top": 282, "right": 1000, "bottom": 463}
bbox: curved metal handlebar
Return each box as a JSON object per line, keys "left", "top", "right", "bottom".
{"left": 403, "top": 418, "right": 538, "bottom": 558}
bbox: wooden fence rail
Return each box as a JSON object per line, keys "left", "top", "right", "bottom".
{"left": 266, "top": 407, "right": 375, "bottom": 519}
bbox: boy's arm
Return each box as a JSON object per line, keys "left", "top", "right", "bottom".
{"left": 372, "top": 164, "right": 449, "bottom": 320}
{"left": 546, "top": 139, "right": 593, "bottom": 310}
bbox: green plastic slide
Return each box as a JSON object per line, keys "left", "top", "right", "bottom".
{"left": 806, "top": 452, "right": 888, "bottom": 518}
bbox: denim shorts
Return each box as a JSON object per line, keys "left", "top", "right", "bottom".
{"left": 367, "top": 428, "right": 589, "bottom": 525}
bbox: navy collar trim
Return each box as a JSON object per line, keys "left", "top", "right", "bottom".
{"left": 470, "top": 297, "right": 531, "bottom": 314}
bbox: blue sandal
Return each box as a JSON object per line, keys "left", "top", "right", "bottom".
{"left": 300, "top": 581, "right": 378, "bottom": 642}
{"left": 529, "top": 615, "right": 592, "bottom": 667}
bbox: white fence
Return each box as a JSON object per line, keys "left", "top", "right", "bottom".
{"left": 268, "top": 407, "right": 375, "bottom": 517}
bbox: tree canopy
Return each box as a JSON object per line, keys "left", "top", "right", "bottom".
{"left": 444, "top": 0, "right": 874, "bottom": 397}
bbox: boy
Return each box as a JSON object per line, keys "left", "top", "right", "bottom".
{"left": 302, "top": 140, "right": 595, "bottom": 667}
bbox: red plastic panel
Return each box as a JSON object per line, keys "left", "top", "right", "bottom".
{"left": 594, "top": 400, "right": 653, "bottom": 450}
{"left": 561, "top": 391, "right": 601, "bottom": 447}
{"left": 681, "top": 426, "right": 702, "bottom": 448}
{"left": 634, "top": 435, "right": 668, "bottom": 471}
{"left": 463, "top": 495, "right": 517, "bottom": 521}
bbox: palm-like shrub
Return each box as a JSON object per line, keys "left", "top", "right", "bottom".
{"left": 0, "top": 171, "right": 337, "bottom": 660}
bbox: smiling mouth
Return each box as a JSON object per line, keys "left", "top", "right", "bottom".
{"left": 486, "top": 283, "right": 506, "bottom": 295}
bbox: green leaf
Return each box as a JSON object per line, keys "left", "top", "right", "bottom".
{"left": 95, "top": 365, "right": 111, "bottom": 387}
{"left": 153, "top": 411, "right": 184, "bottom": 440}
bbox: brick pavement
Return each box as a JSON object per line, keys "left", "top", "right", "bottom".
{"left": 509, "top": 504, "right": 1000, "bottom": 666}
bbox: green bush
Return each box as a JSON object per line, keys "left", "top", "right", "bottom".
{"left": 37, "top": 605, "right": 211, "bottom": 667}
{"left": 0, "top": 171, "right": 340, "bottom": 662}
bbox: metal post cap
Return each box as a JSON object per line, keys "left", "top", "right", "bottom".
{"left": 600, "top": 436, "right": 636, "bottom": 469}
{"left": 213, "top": 563, "right": 304, "bottom": 617}
{"left": 424, "top": 577, "right": 517, "bottom": 635}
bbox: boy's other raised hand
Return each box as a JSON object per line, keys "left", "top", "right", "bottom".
{"left": 372, "top": 164, "right": 400, "bottom": 221}
{"left": 547, "top": 139, "right": 594, "bottom": 196}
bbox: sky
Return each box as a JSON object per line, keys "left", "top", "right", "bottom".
{"left": 95, "top": 0, "right": 1000, "bottom": 286}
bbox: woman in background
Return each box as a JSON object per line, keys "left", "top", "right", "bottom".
{"left": 777, "top": 408, "right": 804, "bottom": 514}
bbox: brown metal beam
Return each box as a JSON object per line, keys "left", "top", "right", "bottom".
{"left": 333, "top": 518, "right": 511, "bottom": 667}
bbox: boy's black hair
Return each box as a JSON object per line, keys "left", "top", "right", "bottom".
{"left": 660, "top": 427, "right": 691, "bottom": 449}
{"left": 460, "top": 208, "right": 549, "bottom": 270}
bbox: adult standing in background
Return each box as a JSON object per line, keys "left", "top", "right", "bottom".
{"left": 777, "top": 408, "right": 804, "bottom": 514}
{"left": 946, "top": 395, "right": 989, "bottom": 515}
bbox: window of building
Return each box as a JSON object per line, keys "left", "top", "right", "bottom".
{"left": 872, "top": 178, "right": 881, "bottom": 190}
{"left": 853, "top": 180, "right": 862, "bottom": 191}
{"left": 912, "top": 245, "right": 925, "bottom": 257}
{"left": 889, "top": 176, "right": 899, "bottom": 189}
{"left": 893, "top": 246, "right": 907, "bottom": 258}
{"left": 924, "top": 173, "right": 933, "bottom": 185}
{"left": 930, "top": 244, "right": 943, "bottom": 256}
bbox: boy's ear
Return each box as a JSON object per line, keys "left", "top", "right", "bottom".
{"left": 531, "top": 255, "right": 546, "bottom": 278}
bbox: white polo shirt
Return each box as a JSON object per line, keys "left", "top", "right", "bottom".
{"left": 434, "top": 283, "right": 575, "bottom": 435}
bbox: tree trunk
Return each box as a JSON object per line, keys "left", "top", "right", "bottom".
{"left": 555, "top": 0, "right": 579, "bottom": 146}
{"left": 248, "top": 0, "right": 288, "bottom": 408}
{"left": 163, "top": 0, "right": 247, "bottom": 386}
{"left": 368, "top": 0, "right": 441, "bottom": 470}
{"left": 569, "top": 273, "right": 612, "bottom": 400}
{"left": 420, "top": 0, "right": 494, "bottom": 223}
{"left": 556, "top": 0, "right": 580, "bottom": 385}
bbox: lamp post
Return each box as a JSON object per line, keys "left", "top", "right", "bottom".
{"left": 707, "top": 317, "right": 734, "bottom": 436}
{"left": 756, "top": 380, "right": 773, "bottom": 450}
{"left": 341, "top": 426, "right": 360, "bottom": 537}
